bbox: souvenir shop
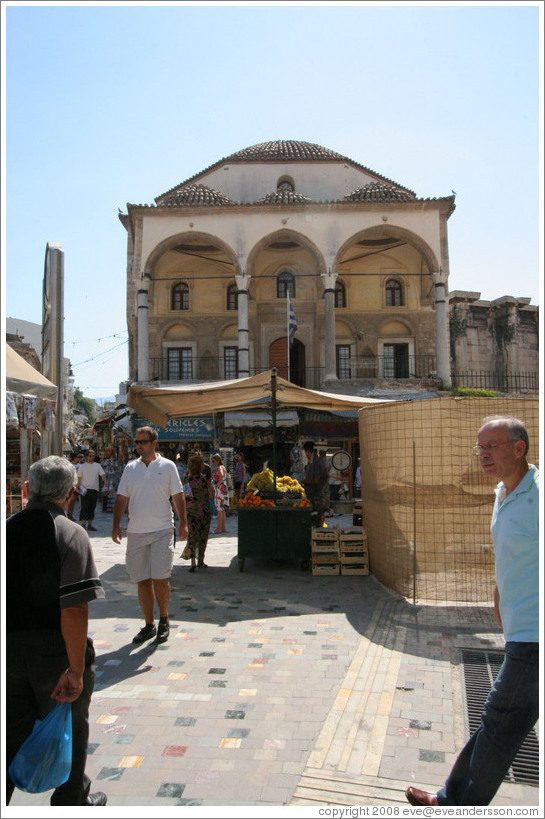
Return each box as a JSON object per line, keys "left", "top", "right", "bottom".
{"left": 6, "top": 346, "right": 58, "bottom": 516}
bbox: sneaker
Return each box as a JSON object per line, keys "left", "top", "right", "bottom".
{"left": 88, "top": 524, "right": 97, "bottom": 531}
{"left": 85, "top": 792, "right": 108, "bottom": 805}
{"left": 132, "top": 624, "right": 157, "bottom": 644}
{"left": 156, "top": 622, "right": 170, "bottom": 643}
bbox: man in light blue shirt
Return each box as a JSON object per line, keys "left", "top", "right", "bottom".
{"left": 407, "top": 415, "right": 539, "bottom": 806}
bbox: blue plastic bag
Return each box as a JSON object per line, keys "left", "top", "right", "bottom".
{"left": 9, "top": 702, "right": 72, "bottom": 793}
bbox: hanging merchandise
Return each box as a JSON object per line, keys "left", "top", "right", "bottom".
{"left": 22, "top": 394, "right": 38, "bottom": 431}
{"left": 6, "top": 391, "right": 19, "bottom": 430}
{"left": 40, "top": 400, "right": 56, "bottom": 431}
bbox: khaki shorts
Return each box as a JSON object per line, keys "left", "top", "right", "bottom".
{"left": 126, "top": 529, "right": 175, "bottom": 582}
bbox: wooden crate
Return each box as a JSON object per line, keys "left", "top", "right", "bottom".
{"left": 312, "top": 563, "right": 340, "bottom": 576}
{"left": 341, "top": 562, "right": 370, "bottom": 576}
{"left": 340, "top": 542, "right": 368, "bottom": 555}
{"left": 312, "top": 552, "right": 340, "bottom": 565}
{"left": 340, "top": 552, "right": 368, "bottom": 563}
{"left": 312, "top": 540, "right": 340, "bottom": 555}
{"left": 311, "top": 528, "right": 339, "bottom": 543}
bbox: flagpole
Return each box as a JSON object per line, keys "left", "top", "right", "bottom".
{"left": 287, "top": 294, "right": 290, "bottom": 382}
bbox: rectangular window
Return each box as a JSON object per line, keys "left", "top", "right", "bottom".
{"left": 336, "top": 345, "right": 351, "bottom": 379}
{"left": 224, "top": 346, "right": 238, "bottom": 379}
{"left": 383, "top": 343, "right": 409, "bottom": 378}
{"left": 168, "top": 347, "right": 193, "bottom": 380}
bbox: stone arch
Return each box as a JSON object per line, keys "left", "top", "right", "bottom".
{"left": 334, "top": 224, "right": 439, "bottom": 276}
{"left": 379, "top": 318, "right": 414, "bottom": 336}
{"left": 246, "top": 228, "right": 327, "bottom": 277}
{"left": 143, "top": 231, "right": 240, "bottom": 277}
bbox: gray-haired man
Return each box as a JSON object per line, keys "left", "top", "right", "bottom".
{"left": 6, "top": 456, "right": 106, "bottom": 806}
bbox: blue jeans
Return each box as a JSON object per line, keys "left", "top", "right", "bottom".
{"left": 437, "top": 641, "right": 539, "bottom": 806}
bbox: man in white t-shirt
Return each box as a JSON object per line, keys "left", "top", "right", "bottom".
{"left": 78, "top": 451, "right": 107, "bottom": 531}
{"left": 112, "top": 426, "right": 188, "bottom": 644}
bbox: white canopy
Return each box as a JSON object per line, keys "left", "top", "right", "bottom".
{"left": 127, "top": 369, "right": 390, "bottom": 427}
{"left": 5, "top": 344, "right": 58, "bottom": 399}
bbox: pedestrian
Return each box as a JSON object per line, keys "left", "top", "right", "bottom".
{"left": 111, "top": 426, "right": 188, "bottom": 645}
{"left": 66, "top": 452, "right": 82, "bottom": 521}
{"left": 406, "top": 415, "right": 539, "bottom": 807}
{"left": 354, "top": 458, "right": 362, "bottom": 498}
{"left": 233, "top": 452, "right": 247, "bottom": 500}
{"left": 184, "top": 453, "right": 214, "bottom": 571}
{"left": 211, "top": 453, "right": 229, "bottom": 534}
{"left": 77, "top": 450, "right": 107, "bottom": 531}
{"left": 6, "top": 456, "right": 106, "bottom": 806}
{"left": 301, "top": 441, "right": 329, "bottom": 527}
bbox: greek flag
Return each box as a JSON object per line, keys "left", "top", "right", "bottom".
{"left": 287, "top": 293, "right": 298, "bottom": 346}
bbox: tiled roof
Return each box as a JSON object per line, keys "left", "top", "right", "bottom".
{"left": 344, "top": 183, "right": 416, "bottom": 202}
{"left": 255, "top": 190, "right": 313, "bottom": 205}
{"left": 157, "top": 140, "right": 416, "bottom": 200}
{"left": 225, "top": 140, "right": 346, "bottom": 162}
{"left": 158, "top": 183, "right": 235, "bottom": 207}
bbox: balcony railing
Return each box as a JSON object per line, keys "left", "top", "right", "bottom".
{"left": 452, "top": 371, "right": 539, "bottom": 394}
{"left": 147, "top": 356, "right": 438, "bottom": 386}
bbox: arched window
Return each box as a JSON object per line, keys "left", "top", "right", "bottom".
{"left": 277, "top": 176, "right": 294, "bottom": 192}
{"left": 335, "top": 280, "right": 346, "bottom": 308}
{"left": 171, "top": 282, "right": 189, "bottom": 311}
{"left": 385, "top": 278, "right": 403, "bottom": 307}
{"left": 277, "top": 271, "right": 295, "bottom": 299}
{"left": 227, "top": 283, "right": 238, "bottom": 311}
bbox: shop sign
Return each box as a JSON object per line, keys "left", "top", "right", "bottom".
{"left": 134, "top": 416, "right": 215, "bottom": 441}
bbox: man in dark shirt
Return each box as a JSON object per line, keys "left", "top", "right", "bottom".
{"left": 302, "top": 441, "right": 329, "bottom": 526}
{"left": 6, "top": 456, "right": 107, "bottom": 806}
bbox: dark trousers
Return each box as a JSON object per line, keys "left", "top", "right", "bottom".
{"left": 6, "top": 630, "right": 96, "bottom": 806}
{"left": 438, "top": 641, "right": 539, "bottom": 805}
{"left": 80, "top": 489, "right": 99, "bottom": 522}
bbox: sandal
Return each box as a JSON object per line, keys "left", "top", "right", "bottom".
{"left": 189, "top": 565, "right": 196, "bottom": 572}
{"left": 198, "top": 562, "right": 208, "bottom": 568}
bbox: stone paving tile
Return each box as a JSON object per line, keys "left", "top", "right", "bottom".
{"left": 9, "top": 509, "right": 538, "bottom": 809}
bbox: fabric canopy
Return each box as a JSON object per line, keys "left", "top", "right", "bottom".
{"left": 6, "top": 344, "right": 58, "bottom": 399}
{"left": 127, "top": 369, "right": 390, "bottom": 427}
{"left": 224, "top": 409, "right": 299, "bottom": 428}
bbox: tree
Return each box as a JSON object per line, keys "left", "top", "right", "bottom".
{"left": 74, "top": 387, "right": 95, "bottom": 424}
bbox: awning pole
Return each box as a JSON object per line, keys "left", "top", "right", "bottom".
{"left": 271, "top": 368, "right": 278, "bottom": 504}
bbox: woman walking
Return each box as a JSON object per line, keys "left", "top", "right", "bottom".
{"left": 211, "top": 453, "right": 229, "bottom": 534}
{"left": 185, "top": 454, "right": 214, "bottom": 571}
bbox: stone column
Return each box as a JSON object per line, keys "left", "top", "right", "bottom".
{"left": 322, "top": 269, "right": 337, "bottom": 382}
{"left": 432, "top": 270, "right": 451, "bottom": 387}
{"left": 137, "top": 273, "right": 152, "bottom": 382}
{"left": 236, "top": 272, "right": 250, "bottom": 378}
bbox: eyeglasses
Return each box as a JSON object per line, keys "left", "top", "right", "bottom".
{"left": 135, "top": 439, "right": 152, "bottom": 445}
{"left": 472, "top": 442, "right": 511, "bottom": 456}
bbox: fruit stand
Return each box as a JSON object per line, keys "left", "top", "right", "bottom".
{"left": 237, "top": 469, "right": 311, "bottom": 571}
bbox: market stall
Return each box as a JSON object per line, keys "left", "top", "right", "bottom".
{"left": 127, "top": 369, "right": 390, "bottom": 570}
{"left": 6, "top": 345, "right": 58, "bottom": 514}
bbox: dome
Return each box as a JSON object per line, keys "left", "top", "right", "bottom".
{"left": 224, "top": 140, "right": 347, "bottom": 163}
{"left": 255, "top": 190, "right": 313, "bottom": 205}
{"left": 344, "top": 182, "right": 416, "bottom": 202}
{"left": 159, "top": 183, "right": 235, "bottom": 207}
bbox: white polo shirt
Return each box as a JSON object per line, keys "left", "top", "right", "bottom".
{"left": 117, "top": 455, "right": 183, "bottom": 533}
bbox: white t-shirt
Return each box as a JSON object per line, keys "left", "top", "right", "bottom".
{"left": 117, "top": 455, "right": 183, "bottom": 533}
{"left": 78, "top": 461, "right": 106, "bottom": 491}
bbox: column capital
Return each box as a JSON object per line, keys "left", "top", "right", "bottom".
{"left": 321, "top": 269, "right": 337, "bottom": 290}
{"left": 430, "top": 269, "right": 448, "bottom": 287}
{"left": 235, "top": 272, "right": 251, "bottom": 291}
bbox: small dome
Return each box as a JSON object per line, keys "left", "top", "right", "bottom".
{"left": 225, "top": 140, "right": 347, "bottom": 162}
{"left": 159, "top": 183, "right": 235, "bottom": 207}
{"left": 344, "top": 183, "right": 416, "bottom": 202}
{"left": 255, "top": 190, "right": 313, "bottom": 205}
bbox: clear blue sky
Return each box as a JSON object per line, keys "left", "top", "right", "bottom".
{"left": 3, "top": 1, "right": 542, "bottom": 400}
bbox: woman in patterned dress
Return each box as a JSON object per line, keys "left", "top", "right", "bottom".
{"left": 211, "top": 453, "right": 229, "bottom": 534}
{"left": 185, "top": 454, "right": 214, "bottom": 571}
